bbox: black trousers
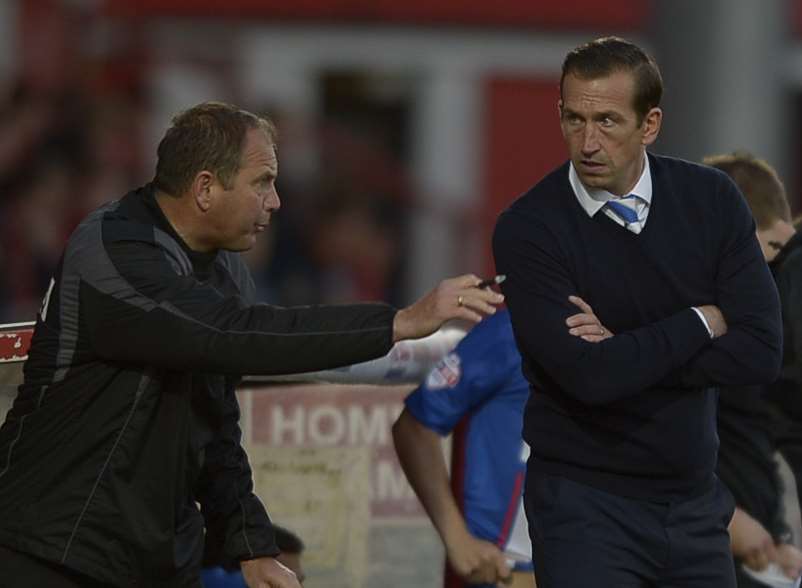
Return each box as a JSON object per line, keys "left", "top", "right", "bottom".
{"left": 525, "top": 471, "right": 737, "bottom": 588}
{"left": 0, "top": 544, "right": 111, "bottom": 587}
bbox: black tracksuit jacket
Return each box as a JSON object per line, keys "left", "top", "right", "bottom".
{"left": 766, "top": 232, "right": 802, "bottom": 510}
{"left": 0, "top": 185, "right": 395, "bottom": 586}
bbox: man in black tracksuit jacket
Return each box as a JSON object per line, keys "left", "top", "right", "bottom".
{"left": 767, "top": 229, "right": 802, "bottom": 506}
{"left": 0, "top": 102, "right": 502, "bottom": 587}
{"left": 705, "top": 152, "right": 802, "bottom": 584}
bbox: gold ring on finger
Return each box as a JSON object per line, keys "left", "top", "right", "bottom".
{"left": 457, "top": 295, "right": 464, "bottom": 307}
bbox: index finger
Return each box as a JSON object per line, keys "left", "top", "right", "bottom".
{"left": 453, "top": 273, "right": 482, "bottom": 288}
{"left": 568, "top": 295, "right": 594, "bottom": 315}
{"left": 566, "top": 312, "right": 599, "bottom": 327}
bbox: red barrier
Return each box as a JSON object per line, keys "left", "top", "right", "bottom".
{"left": 0, "top": 322, "right": 35, "bottom": 363}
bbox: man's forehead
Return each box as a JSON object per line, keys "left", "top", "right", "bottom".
{"left": 241, "top": 129, "right": 278, "bottom": 167}
{"left": 243, "top": 126, "right": 273, "bottom": 148}
{"left": 562, "top": 72, "right": 636, "bottom": 109}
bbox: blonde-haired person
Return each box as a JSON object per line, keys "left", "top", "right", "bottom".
{"left": 705, "top": 151, "right": 802, "bottom": 587}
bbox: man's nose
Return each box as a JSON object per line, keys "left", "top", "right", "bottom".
{"left": 582, "top": 125, "right": 600, "bottom": 154}
{"left": 265, "top": 188, "right": 281, "bottom": 211}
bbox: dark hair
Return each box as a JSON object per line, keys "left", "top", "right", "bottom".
{"left": 561, "top": 36, "right": 663, "bottom": 125}
{"left": 153, "top": 101, "right": 276, "bottom": 197}
{"left": 703, "top": 151, "right": 790, "bottom": 229}
{"left": 274, "top": 524, "right": 304, "bottom": 554}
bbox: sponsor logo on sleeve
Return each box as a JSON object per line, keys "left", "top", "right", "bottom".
{"left": 425, "top": 353, "right": 461, "bottom": 390}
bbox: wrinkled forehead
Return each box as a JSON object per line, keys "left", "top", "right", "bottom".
{"left": 239, "top": 127, "right": 278, "bottom": 167}
{"left": 561, "top": 71, "right": 637, "bottom": 110}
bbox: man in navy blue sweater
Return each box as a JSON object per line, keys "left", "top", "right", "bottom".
{"left": 493, "top": 37, "right": 783, "bottom": 588}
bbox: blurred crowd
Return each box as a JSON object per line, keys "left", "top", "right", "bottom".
{"left": 0, "top": 1, "right": 147, "bottom": 321}
{"left": 0, "top": 1, "right": 415, "bottom": 322}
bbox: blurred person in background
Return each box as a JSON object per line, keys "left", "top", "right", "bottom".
{"left": 494, "top": 37, "right": 782, "bottom": 587}
{"left": 0, "top": 1, "right": 89, "bottom": 190}
{"left": 0, "top": 159, "right": 77, "bottom": 320}
{"left": 0, "top": 13, "right": 91, "bottom": 322}
{"left": 77, "top": 97, "right": 148, "bottom": 217}
{"left": 704, "top": 152, "right": 802, "bottom": 587}
{"left": 0, "top": 101, "right": 503, "bottom": 588}
{"left": 252, "top": 115, "right": 409, "bottom": 310}
{"left": 310, "top": 195, "right": 402, "bottom": 304}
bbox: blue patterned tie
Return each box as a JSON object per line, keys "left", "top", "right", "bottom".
{"left": 606, "top": 196, "right": 641, "bottom": 225}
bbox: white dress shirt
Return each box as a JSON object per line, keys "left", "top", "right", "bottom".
{"left": 566, "top": 151, "right": 714, "bottom": 338}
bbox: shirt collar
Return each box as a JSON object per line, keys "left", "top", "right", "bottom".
{"left": 569, "top": 151, "right": 652, "bottom": 218}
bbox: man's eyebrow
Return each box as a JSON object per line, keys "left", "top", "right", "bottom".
{"left": 594, "top": 110, "right": 623, "bottom": 120}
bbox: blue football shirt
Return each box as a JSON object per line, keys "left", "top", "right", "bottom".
{"left": 405, "top": 310, "right": 533, "bottom": 579}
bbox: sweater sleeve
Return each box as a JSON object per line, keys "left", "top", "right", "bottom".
{"left": 493, "top": 210, "right": 711, "bottom": 406}
{"left": 677, "top": 178, "right": 783, "bottom": 387}
{"left": 79, "top": 239, "right": 396, "bottom": 376}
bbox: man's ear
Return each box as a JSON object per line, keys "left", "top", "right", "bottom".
{"left": 641, "top": 107, "right": 662, "bottom": 147}
{"left": 191, "top": 171, "right": 215, "bottom": 212}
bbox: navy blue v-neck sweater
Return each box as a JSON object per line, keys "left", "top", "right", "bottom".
{"left": 493, "top": 153, "right": 782, "bottom": 499}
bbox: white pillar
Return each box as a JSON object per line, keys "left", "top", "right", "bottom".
{"left": 654, "top": 0, "right": 788, "bottom": 176}
{"left": 408, "top": 70, "right": 482, "bottom": 298}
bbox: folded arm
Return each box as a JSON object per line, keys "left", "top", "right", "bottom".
{"left": 492, "top": 213, "right": 711, "bottom": 406}
{"left": 677, "top": 181, "right": 782, "bottom": 387}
